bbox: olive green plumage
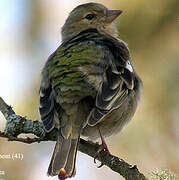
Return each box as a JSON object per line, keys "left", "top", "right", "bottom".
{"left": 39, "top": 2, "right": 142, "bottom": 179}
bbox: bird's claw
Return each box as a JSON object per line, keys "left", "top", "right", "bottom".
{"left": 97, "top": 162, "right": 104, "bottom": 168}
{"left": 93, "top": 144, "right": 109, "bottom": 168}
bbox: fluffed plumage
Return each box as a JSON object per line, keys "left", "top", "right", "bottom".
{"left": 39, "top": 2, "right": 142, "bottom": 179}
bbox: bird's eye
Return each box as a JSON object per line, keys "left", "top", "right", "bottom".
{"left": 85, "top": 14, "right": 95, "bottom": 20}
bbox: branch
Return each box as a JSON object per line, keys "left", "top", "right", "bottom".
{"left": 0, "top": 96, "right": 148, "bottom": 180}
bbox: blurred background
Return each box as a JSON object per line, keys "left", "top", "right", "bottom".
{"left": 0, "top": 0, "right": 179, "bottom": 179}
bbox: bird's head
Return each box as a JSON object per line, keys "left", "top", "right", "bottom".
{"left": 62, "top": 3, "right": 122, "bottom": 42}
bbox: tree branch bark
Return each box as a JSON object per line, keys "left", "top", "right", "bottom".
{"left": 0, "top": 96, "right": 148, "bottom": 180}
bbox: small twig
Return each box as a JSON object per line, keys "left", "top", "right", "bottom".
{"left": 0, "top": 96, "right": 148, "bottom": 180}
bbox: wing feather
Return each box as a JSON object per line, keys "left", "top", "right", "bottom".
{"left": 86, "top": 30, "right": 135, "bottom": 126}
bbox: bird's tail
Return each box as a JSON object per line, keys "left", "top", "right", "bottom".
{"left": 47, "top": 134, "right": 79, "bottom": 178}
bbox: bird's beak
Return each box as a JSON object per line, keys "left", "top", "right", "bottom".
{"left": 106, "top": 10, "right": 123, "bottom": 23}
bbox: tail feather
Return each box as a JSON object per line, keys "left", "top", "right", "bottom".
{"left": 47, "top": 134, "right": 79, "bottom": 178}
{"left": 64, "top": 138, "right": 79, "bottom": 177}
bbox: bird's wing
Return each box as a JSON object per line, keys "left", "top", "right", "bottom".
{"left": 86, "top": 31, "right": 136, "bottom": 126}
{"left": 39, "top": 50, "right": 64, "bottom": 132}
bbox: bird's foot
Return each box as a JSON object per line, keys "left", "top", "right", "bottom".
{"left": 94, "top": 125, "right": 111, "bottom": 168}
{"left": 94, "top": 139, "right": 110, "bottom": 168}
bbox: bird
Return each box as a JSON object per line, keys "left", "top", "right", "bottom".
{"left": 39, "top": 2, "right": 142, "bottom": 179}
